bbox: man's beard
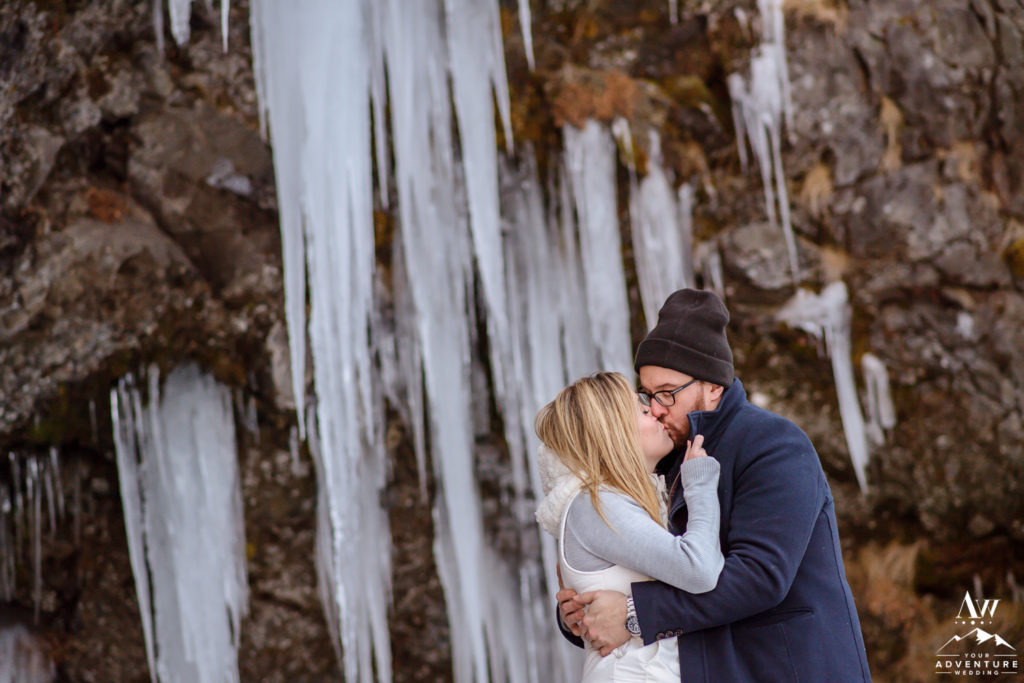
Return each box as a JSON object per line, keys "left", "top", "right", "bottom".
{"left": 665, "top": 394, "right": 703, "bottom": 447}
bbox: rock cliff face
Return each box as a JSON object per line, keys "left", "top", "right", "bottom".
{"left": 0, "top": 0, "right": 1021, "bottom": 681}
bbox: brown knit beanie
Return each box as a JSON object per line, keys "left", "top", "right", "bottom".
{"left": 633, "top": 289, "right": 734, "bottom": 387}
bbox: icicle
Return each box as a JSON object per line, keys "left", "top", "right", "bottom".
{"left": 153, "top": 0, "right": 166, "bottom": 55}
{"left": 379, "top": 0, "right": 500, "bottom": 676}
{"left": 556, "top": 163, "right": 601, "bottom": 381}
{"left": 501, "top": 149, "right": 588, "bottom": 681}
{"left": 249, "top": 0, "right": 308, "bottom": 438}
{"left": 563, "top": 120, "right": 633, "bottom": 376}
{"left": 0, "top": 623, "right": 55, "bottom": 683}
{"left": 729, "top": 1, "right": 798, "bottom": 284}
{"left": 167, "top": 0, "right": 192, "bottom": 46}
{"left": 9, "top": 454, "right": 23, "bottom": 561}
{"left": 0, "top": 487, "right": 12, "bottom": 601}
{"left": 861, "top": 353, "right": 896, "bottom": 447}
{"left": 727, "top": 73, "right": 749, "bottom": 174}
{"left": 155, "top": 0, "right": 231, "bottom": 49}
{"left": 445, "top": 0, "right": 520, "bottom": 497}
{"left": 27, "top": 458, "right": 41, "bottom": 622}
{"left": 758, "top": 0, "right": 793, "bottom": 132}
{"left": 251, "top": 2, "right": 393, "bottom": 680}
{"left": 519, "top": 0, "right": 536, "bottom": 69}
{"left": 220, "top": 0, "right": 230, "bottom": 52}
{"left": 631, "top": 131, "right": 693, "bottom": 328}
{"left": 111, "top": 364, "right": 249, "bottom": 683}
{"left": 777, "top": 283, "right": 870, "bottom": 491}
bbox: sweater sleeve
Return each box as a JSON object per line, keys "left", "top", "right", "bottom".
{"left": 565, "top": 457, "right": 723, "bottom": 592}
{"left": 631, "top": 429, "right": 825, "bottom": 644}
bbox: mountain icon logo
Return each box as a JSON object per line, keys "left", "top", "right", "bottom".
{"left": 937, "top": 627, "right": 1017, "bottom": 655}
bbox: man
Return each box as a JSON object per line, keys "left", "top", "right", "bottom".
{"left": 558, "top": 289, "right": 871, "bottom": 681}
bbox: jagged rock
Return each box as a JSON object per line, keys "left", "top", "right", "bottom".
{"left": 0, "top": 191, "right": 212, "bottom": 434}
{"left": 127, "top": 101, "right": 279, "bottom": 292}
{"left": 848, "top": 1, "right": 995, "bottom": 150}
{"left": 0, "top": 125, "right": 65, "bottom": 211}
{"left": 787, "top": 14, "right": 885, "bottom": 187}
{"left": 720, "top": 220, "right": 821, "bottom": 294}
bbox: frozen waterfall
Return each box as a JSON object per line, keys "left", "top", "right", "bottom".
{"left": 111, "top": 364, "right": 248, "bottom": 683}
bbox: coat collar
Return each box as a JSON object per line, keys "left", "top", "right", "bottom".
{"left": 688, "top": 377, "right": 747, "bottom": 453}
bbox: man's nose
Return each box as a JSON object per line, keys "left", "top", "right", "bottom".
{"left": 650, "top": 401, "right": 668, "bottom": 418}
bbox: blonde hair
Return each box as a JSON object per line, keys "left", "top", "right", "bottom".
{"left": 535, "top": 372, "right": 664, "bottom": 528}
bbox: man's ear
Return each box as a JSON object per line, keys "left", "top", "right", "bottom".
{"left": 705, "top": 382, "right": 725, "bottom": 402}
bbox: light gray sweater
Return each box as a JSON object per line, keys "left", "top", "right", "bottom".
{"left": 562, "top": 457, "right": 724, "bottom": 592}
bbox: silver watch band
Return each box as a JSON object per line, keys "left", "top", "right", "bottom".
{"left": 625, "top": 596, "right": 641, "bottom": 636}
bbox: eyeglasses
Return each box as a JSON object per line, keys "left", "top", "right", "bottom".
{"left": 637, "top": 378, "right": 699, "bottom": 407}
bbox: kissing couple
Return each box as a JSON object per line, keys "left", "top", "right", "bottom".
{"left": 534, "top": 289, "right": 872, "bottom": 682}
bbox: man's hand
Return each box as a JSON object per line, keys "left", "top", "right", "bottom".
{"left": 557, "top": 587, "right": 585, "bottom": 636}
{"left": 576, "top": 590, "right": 631, "bottom": 656}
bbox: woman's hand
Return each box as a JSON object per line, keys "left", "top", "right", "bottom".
{"left": 683, "top": 433, "right": 707, "bottom": 462}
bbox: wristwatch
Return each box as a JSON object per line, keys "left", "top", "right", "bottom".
{"left": 625, "top": 596, "right": 641, "bottom": 637}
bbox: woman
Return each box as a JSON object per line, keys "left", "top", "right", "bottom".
{"left": 534, "top": 372, "right": 722, "bottom": 683}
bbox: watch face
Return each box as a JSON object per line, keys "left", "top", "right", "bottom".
{"left": 626, "top": 615, "right": 641, "bottom": 636}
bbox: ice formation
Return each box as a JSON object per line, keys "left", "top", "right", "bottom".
{"left": 563, "top": 121, "right": 634, "bottom": 376}
{"left": 777, "top": 283, "right": 870, "bottom": 491}
{"left": 0, "top": 624, "right": 55, "bottom": 683}
{"left": 111, "top": 364, "right": 248, "bottom": 683}
{"left": 861, "top": 353, "right": 896, "bottom": 447}
{"left": 630, "top": 131, "right": 695, "bottom": 328}
{"left": 519, "top": 0, "right": 536, "bottom": 68}
{"left": 247, "top": 2, "right": 705, "bottom": 681}
{"left": 159, "top": 0, "right": 230, "bottom": 49}
{"left": 500, "top": 150, "right": 605, "bottom": 680}
{"left": 728, "top": 0, "right": 798, "bottom": 283}
{"left": 0, "top": 451, "right": 64, "bottom": 621}
{"left": 249, "top": 1, "right": 393, "bottom": 680}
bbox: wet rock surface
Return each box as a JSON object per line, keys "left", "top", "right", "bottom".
{"left": 0, "top": 0, "right": 1022, "bottom": 681}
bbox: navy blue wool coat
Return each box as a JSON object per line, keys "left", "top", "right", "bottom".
{"left": 560, "top": 379, "right": 872, "bottom": 682}
{"left": 635, "top": 379, "right": 871, "bottom": 682}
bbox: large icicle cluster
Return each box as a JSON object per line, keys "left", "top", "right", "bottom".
{"left": 0, "top": 450, "right": 63, "bottom": 621}
{"left": 728, "top": 0, "right": 798, "bottom": 283}
{"left": 249, "top": 0, "right": 537, "bottom": 679}
{"left": 777, "top": 283, "right": 871, "bottom": 491}
{"left": 248, "top": 0, "right": 704, "bottom": 674}
{"left": 111, "top": 364, "right": 248, "bottom": 683}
